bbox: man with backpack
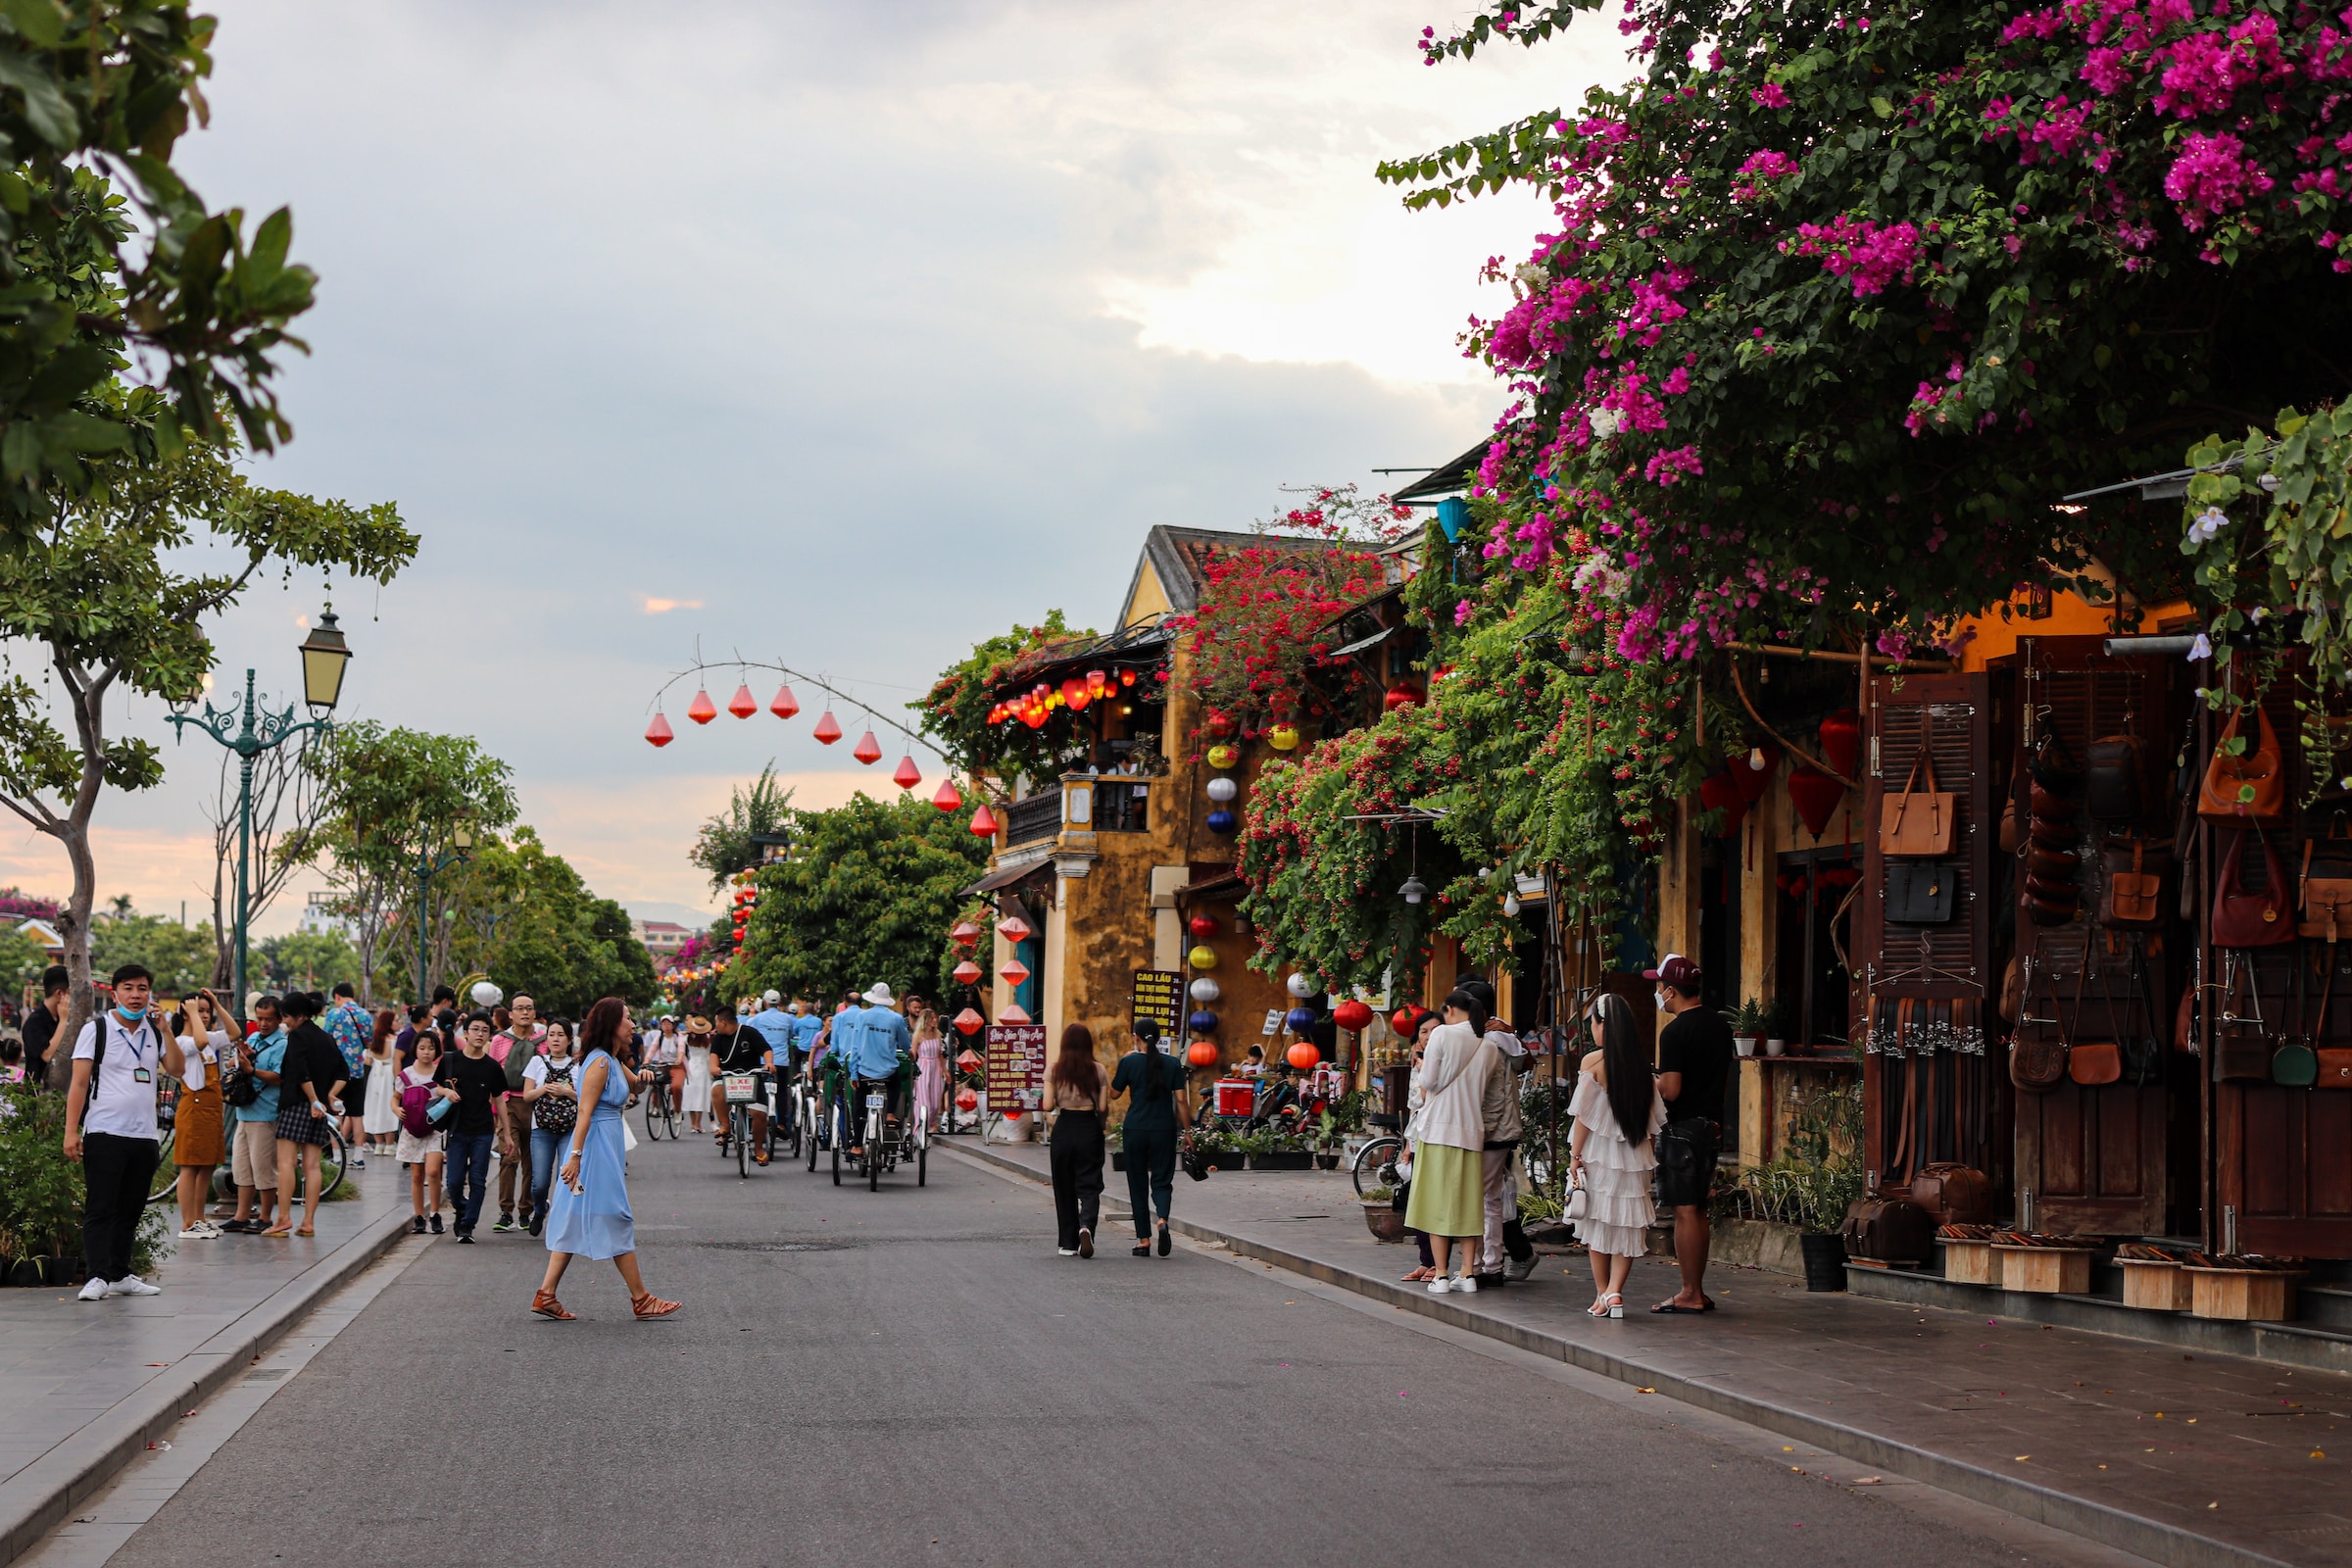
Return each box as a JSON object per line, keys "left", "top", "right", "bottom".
{"left": 62, "top": 963, "right": 183, "bottom": 1300}
{"left": 489, "top": 994, "right": 546, "bottom": 1234}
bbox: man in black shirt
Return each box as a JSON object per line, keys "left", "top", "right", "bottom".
{"left": 22, "top": 964, "right": 64, "bottom": 1089}
{"left": 434, "top": 1011, "right": 511, "bottom": 1240}
{"left": 706, "top": 1006, "right": 771, "bottom": 1163}
{"left": 1648, "top": 954, "right": 1732, "bottom": 1314}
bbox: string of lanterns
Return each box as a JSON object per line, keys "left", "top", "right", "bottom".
{"left": 641, "top": 657, "right": 966, "bottom": 811}
{"left": 985, "top": 665, "right": 1151, "bottom": 730}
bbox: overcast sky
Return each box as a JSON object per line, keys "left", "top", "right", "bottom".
{"left": 0, "top": 1, "right": 1620, "bottom": 934}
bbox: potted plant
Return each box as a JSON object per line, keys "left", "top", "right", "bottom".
{"left": 1359, "top": 1184, "right": 1407, "bottom": 1242}
{"left": 1731, "top": 1083, "right": 1863, "bottom": 1289}
{"left": 1188, "top": 1122, "right": 1240, "bottom": 1173}
{"left": 1309, "top": 1109, "right": 1345, "bottom": 1170}
{"left": 1724, "top": 998, "right": 1769, "bottom": 1058}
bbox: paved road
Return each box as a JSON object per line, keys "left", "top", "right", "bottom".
{"left": 74, "top": 1131, "right": 2069, "bottom": 1568}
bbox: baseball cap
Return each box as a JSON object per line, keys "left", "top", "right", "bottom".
{"left": 1643, "top": 953, "right": 1702, "bottom": 993}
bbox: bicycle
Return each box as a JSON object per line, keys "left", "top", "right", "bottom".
{"left": 147, "top": 1104, "right": 347, "bottom": 1207}
{"left": 719, "top": 1072, "right": 760, "bottom": 1178}
{"left": 909, "top": 1101, "right": 930, "bottom": 1188}
{"left": 643, "top": 1066, "right": 676, "bottom": 1141}
{"left": 1349, "top": 1131, "right": 1406, "bottom": 1199}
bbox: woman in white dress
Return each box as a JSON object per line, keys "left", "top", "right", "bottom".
{"left": 681, "top": 1016, "right": 714, "bottom": 1134}
{"left": 361, "top": 1008, "right": 403, "bottom": 1155}
{"left": 1569, "top": 993, "right": 1666, "bottom": 1319}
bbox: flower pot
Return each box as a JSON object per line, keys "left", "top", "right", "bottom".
{"left": 1734, "top": 1036, "right": 1758, "bottom": 1058}
{"left": 1248, "top": 1151, "right": 1314, "bottom": 1171}
{"left": 1314, "top": 1152, "right": 1340, "bottom": 1170}
{"left": 1763, "top": 1038, "right": 1787, "bottom": 1057}
{"left": 1110, "top": 1151, "right": 1127, "bottom": 1172}
{"left": 1799, "top": 1231, "right": 1847, "bottom": 1292}
{"left": 1362, "top": 1203, "right": 1407, "bottom": 1243}
{"left": 9, "top": 1256, "right": 47, "bottom": 1288}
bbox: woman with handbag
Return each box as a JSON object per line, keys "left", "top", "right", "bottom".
{"left": 169, "top": 993, "right": 232, "bottom": 1240}
{"left": 1568, "top": 994, "right": 1666, "bottom": 1319}
{"left": 1042, "top": 1023, "right": 1109, "bottom": 1257}
{"left": 1403, "top": 989, "right": 1497, "bottom": 1295}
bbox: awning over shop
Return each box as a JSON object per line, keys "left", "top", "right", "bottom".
{"left": 958, "top": 854, "right": 1054, "bottom": 898}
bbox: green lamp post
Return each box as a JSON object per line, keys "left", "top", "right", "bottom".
{"left": 413, "top": 818, "right": 474, "bottom": 1004}
{"left": 168, "top": 610, "right": 354, "bottom": 1012}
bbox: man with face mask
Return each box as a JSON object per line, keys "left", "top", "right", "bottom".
{"left": 63, "top": 964, "right": 184, "bottom": 1299}
{"left": 1644, "top": 954, "right": 1732, "bottom": 1313}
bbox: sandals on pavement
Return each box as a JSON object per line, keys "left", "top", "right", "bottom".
{"left": 1587, "top": 1293, "right": 1623, "bottom": 1319}
{"left": 631, "top": 1292, "right": 682, "bottom": 1320}
{"left": 531, "top": 1290, "right": 575, "bottom": 1321}
{"left": 1650, "top": 1298, "right": 1706, "bottom": 1314}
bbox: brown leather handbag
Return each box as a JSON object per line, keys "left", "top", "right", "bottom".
{"left": 1882, "top": 727, "right": 1957, "bottom": 857}
{"left": 2086, "top": 734, "right": 2141, "bottom": 824}
{"left": 2030, "top": 814, "right": 2078, "bottom": 851}
{"left": 2213, "top": 827, "right": 2297, "bottom": 947}
{"left": 2299, "top": 832, "right": 2352, "bottom": 941}
{"left": 2030, "top": 784, "right": 2078, "bottom": 823}
{"left": 2212, "top": 959, "right": 2274, "bottom": 1083}
{"left": 1908, "top": 1161, "right": 1993, "bottom": 1225}
{"left": 2318, "top": 1048, "right": 2352, "bottom": 1088}
{"left": 2009, "top": 956, "right": 2069, "bottom": 1093}
{"left": 2066, "top": 940, "right": 2122, "bottom": 1086}
{"left": 2198, "top": 702, "right": 2285, "bottom": 823}
{"left": 1842, "top": 1194, "right": 1936, "bottom": 1264}
{"left": 2102, "top": 840, "right": 2163, "bottom": 930}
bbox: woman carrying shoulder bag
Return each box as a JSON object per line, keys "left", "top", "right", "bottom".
{"left": 1404, "top": 988, "right": 1498, "bottom": 1295}
{"left": 1043, "top": 1024, "right": 1109, "bottom": 1258}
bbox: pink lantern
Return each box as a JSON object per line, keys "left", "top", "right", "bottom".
{"left": 933, "top": 777, "right": 963, "bottom": 812}
{"left": 812, "top": 710, "right": 843, "bottom": 745}
{"left": 687, "top": 688, "right": 718, "bottom": 725}
{"left": 893, "top": 756, "right": 922, "bottom": 790}
{"left": 769, "top": 684, "right": 801, "bottom": 719}
{"left": 852, "top": 729, "right": 882, "bottom": 765}
{"left": 727, "top": 683, "right": 758, "bottom": 719}
{"left": 645, "top": 712, "right": 674, "bottom": 748}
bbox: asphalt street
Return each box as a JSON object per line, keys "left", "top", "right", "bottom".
{"left": 73, "top": 1129, "right": 2083, "bottom": 1568}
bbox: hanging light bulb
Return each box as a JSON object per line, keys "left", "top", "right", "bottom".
{"left": 1502, "top": 893, "right": 1522, "bottom": 916}
{"left": 769, "top": 684, "right": 801, "bottom": 719}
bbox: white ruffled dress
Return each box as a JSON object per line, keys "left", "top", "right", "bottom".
{"left": 1569, "top": 1070, "right": 1666, "bottom": 1257}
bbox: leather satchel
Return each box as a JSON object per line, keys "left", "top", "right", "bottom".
{"left": 1841, "top": 1194, "right": 1935, "bottom": 1264}
{"left": 1882, "top": 734, "right": 1957, "bottom": 857}
{"left": 1886, "top": 860, "right": 1957, "bottom": 924}
{"left": 2009, "top": 956, "right": 2069, "bottom": 1093}
{"left": 2213, "top": 960, "right": 2274, "bottom": 1083}
{"left": 2066, "top": 943, "right": 2122, "bottom": 1086}
{"left": 1908, "top": 1161, "right": 1993, "bottom": 1225}
{"left": 2102, "top": 840, "right": 2163, "bottom": 930}
{"left": 2085, "top": 734, "right": 2141, "bottom": 823}
{"left": 2212, "top": 827, "right": 2296, "bottom": 948}
{"left": 2198, "top": 701, "right": 2285, "bottom": 823}
{"left": 2318, "top": 1048, "right": 2352, "bottom": 1089}
{"left": 2300, "top": 832, "right": 2352, "bottom": 940}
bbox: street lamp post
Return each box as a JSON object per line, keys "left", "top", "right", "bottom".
{"left": 168, "top": 610, "right": 354, "bottom": 1011}
{"left": 413, "top": 822, "right": 474, "bottom": 1004}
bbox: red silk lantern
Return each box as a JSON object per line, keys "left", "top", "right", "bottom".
{"left": 1818, "top": 708, "right": 1862, "bottom": 780}
{"left": 956, "top": 1049, "right": 982, "bottom": 1071}
{"left": 727, "top": 683, "right": 758, "bottom": 719}
{"left": 999, "top": 958, "right": 1031, "bottom": 987}
{"left": 1332, "top": 999, "right": 1374, "bottom": 1031}
{"left": 950, "top": 919, "right": 981, "bottom": 948}
{"left": 1087, "top": 669, "right": 1107, "bottom": 693}
{"left": 1391, "top": 1007, "right": 1418, "bottom": 1037}
{"left": 996, "top": 914, "right": 1031, "bottom": 943}
{"left": 1383, "top": 682, "right": 1419, "bottom": 712}
{"left": 934, "top": 777, "right": 963, "bottom": 811}
{"left": 1697, "top": 770, "right": 1746, "bottom": 839}
{"left": 769, "top": 684, "right": 800, "bottom": 719}
{"left": 952, "top": 958, "right": 983, "bottom": 985}
{"left": 969, "top": 803, "right": 998, "bottom": 837}
{"left": 1187, "top": 912, "right": 1217, "bottom": 938}
{"left": 852, "top": 729, "right": 882, "bottom": 764}
{"left": 1187, "top": 1039, "right": 1219, "bottom": 1067}
{"left": 1286, "top": 1041, "right": 1320, "bottom": 1070}
{"left": 893, "top": 755, "right": 922, "bottom": 790}
{"left": 812, "top": 710, "right": 843, "bottom": 745}
{"left": 954, "top": 1086, "right": 979, "bottom": 1112}
{"left": 1787, "top": 766, "right": 1846, "bottom": 839}
{"left": 688, "top": 688, "right": 718, "bottom": 724}
{"left": 1021, "top": 707, "right": 1047, "bottom": 729}
{"left": 953, "top": 1007, "right": 985, "bottom": 1036}
{"left": 1121, "top": 669, "right": 1137, "bottom": 687}
{"left": 1062, "top": 677, "right": 1089, "bottom": 710}
{"left": 645, "top": 712, "right": 674, "bottom": 748}
{"left": 998, "top": 1004, "right": 1032, "bottom": 1025}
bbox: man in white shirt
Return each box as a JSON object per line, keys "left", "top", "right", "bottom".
{"left": 63, "top": 963, "right": 183, "bottom": 1300}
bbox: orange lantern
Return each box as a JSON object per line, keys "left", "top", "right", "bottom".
{"left": 934, "top": 778, "right": 963, "bottom": 812}
{"left": 688, "top": 688, "right": 718, "bottom": 724}
{"left": 953, "top": 1007, "right": 985, "bottom": 1036}
{"left": 893, "top": 756, "right": 922, "bottom": 790}
{"left": 952, "top": 959, "right": 983, "bottom": 985}
{"left": 999, "top": 958, "right": 1031, "bottom": 987}
{"left": 1286, "top": 1041, "right": 1320, "bottom": 1071}
{"left": 970, "top": 803, "right": 999, "bottom": 837}
{"left": 998, "top": 1004, "right": 1033, "bottom": 1025}
{"left": 950, "top": 919, "right": 981, "bottom": 947}
{"left": 1187, "top": 1039, "right": 1219, "bottom": 1067}
{"left": 997, "top": 914, "right": 1032, "bottom": 943}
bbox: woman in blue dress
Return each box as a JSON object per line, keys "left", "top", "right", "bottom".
{"left": 533, "top": 998, "right": 681, "bottom": 1321}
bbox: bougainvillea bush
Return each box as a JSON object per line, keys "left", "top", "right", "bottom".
{"left": 1384, "top": 0, "right": 2352, "bottom": 662}
{"left": 1173, "top": 542, "right": 1390, "bottom": 738}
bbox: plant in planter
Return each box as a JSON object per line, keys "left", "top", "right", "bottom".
{"left": 0, "top": 1085, "right": 169, "bottom": 1281}
{"left": 1732, "top": 1081, "right": 1863, "bottom": 1290}
{"left": 1723, "top": 999, "right": 1770, "bottom": 1058}
{"left": 1358, "top": 1183, "right": 1408, "bottom": 1242}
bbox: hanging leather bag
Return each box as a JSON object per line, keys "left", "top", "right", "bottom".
{"left": 2068, "top": 938, "right": 2123, "bottom": 1087}
{"left": 2213, "top": 827, "right": 2297, "bottom": 948}
{"left": 2030, "top": 783, "right": 2078, "bottom": 824}
{"left": 2085, "top": 734, "right": 2141, "bottom": 824}
{"left": 2028, "top": 844, "right": 2079, "bottom": 880}
{"left": 2101, "top": 839, "right": 2164, "bottom": 930}
{"left": 2119, "top": 937, "right": 2164, "bottom": 1088}
{"left": 2031, "top": 728, "right": 2082, "bottom": 795}
{"left": 2275, "top": 949, "right": 2321, "bottom": 1088}
{"left": 2298, "top": 829, "right": 2352, "bottom": 940}
{"left": 2198, "top": 701, "right": 2285, "bottom": 823}
{"left": 2030, "top": 813, "right": 2079, "bottom": 851}
{"left": 1882, "top": 719, "right": 1957, "bottom": 858}
{"left": 2213, "top": 958, "right": 2274, "bottom": 1083}
{"left": 2008, "top": 956, "right": 2069, "bottom": 1094}
{"left": 1908, "top": 1161, "right": 1994, "bottom": 1225}
{"left": 1886, "top": 859, "right": 1958, "bottom": 924}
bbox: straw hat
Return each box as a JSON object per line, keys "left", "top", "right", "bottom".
{"left": 686, "top": 1015, "right": 712, "bottom": 1035}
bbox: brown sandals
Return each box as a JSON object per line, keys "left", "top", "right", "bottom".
{"left": 531, "top": 1290, "right": 576, "bottom": 1321}
{"left": 631, "top": 1292, "right": 682, "bottom": 1320}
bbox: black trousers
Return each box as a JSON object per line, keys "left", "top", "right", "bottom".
{"left": 1049, "top": 1112, "right": 1103, "bottom": 1250}
{"left": 1123, "top": 1123, "right": 1177, "bottom": 1237}
{"left": 82, "top": 1132, "right": 159, "bottom": 1283}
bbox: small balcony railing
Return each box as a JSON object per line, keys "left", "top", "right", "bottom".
{"left": 1004, "top": 791, "right": 1062, "bottom": 847}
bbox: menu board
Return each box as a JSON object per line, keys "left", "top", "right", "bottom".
{"left": 1131, "top": 969, "right": 1184, "bottom": 1039}
{"left": 983, "top": 1024, "right": 1048, "bottom": 1113}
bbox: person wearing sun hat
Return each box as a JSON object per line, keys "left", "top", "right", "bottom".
{"left": 1642, "top": 953, "right": 1732, "bottom": 1314}
{"left": 681, "top": 1015, "right": 715, "bottom": 1136}
{"left": 843, "top": 983, "right": 912, "bottom": 1157}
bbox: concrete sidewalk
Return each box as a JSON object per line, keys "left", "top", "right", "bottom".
{"left": 948, "top": 1138, "right": 2348, "bottom": 1568}
{"left": 0, "top": 1163, "right": 417, "bottom": 1567}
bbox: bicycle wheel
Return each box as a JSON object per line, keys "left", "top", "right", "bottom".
{"left": 318, "top": 1124, "right": 348, "bottom": 1202}
{"left": 735, "top": 1107, "right": 748, "bottom": 1179}
{"left": 867, "top": 1123, "right": 880, "bottom": 1191}
{"left": 645, "top": 1089, "right": 663, "bottom": 1143}
{"left": 830, "top": 1105, "right": 842, "bottom": 1186}
{"left": 805, "top": 1098, "right": 819, "bottom": 1170}
{"left": 1350, "top": 1136, "right": 1404, "bottom": 1199}
{"left": 144, "top": 1130, "right": 179, "bottom": 1205}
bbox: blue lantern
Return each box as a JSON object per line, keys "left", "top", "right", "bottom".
{"left": 1206, "top": 808, "right": 1238, "bottom": 835}
{"left": 1188, "top": 1008, "right": 1219, "bottom": 1034}
{"left": 1437, "top": 496, "right": 1469, "bottom": 541}
{"left": 1285, "top": 1005, "right": 1318, "bottom": 1033}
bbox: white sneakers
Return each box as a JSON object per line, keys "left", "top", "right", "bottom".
{"left": 1426, "top": 1273, "right": 1478, "bottom": 1296}
{"left": 1056, "top": 1248, "right": 1079, "bottom": 1257}
{"left": 76, "top": 1277, "right": 108, "bottom": 1301}
{"left": 1454, "top": 1274, "right": 1479, "bottom": 1294}
{"left": 106, "top": 1275, "right": 162, "bottom": 1297}
{"left": 177, "top": 1221, "right": 222, "bottom": 1240}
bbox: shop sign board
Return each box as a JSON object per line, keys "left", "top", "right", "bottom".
{"left": 1131, "top": 969, "right": 1184, "bottom": 1039}
{"left": 984, "top": 1024, "right": 1048, "bottom": 1112}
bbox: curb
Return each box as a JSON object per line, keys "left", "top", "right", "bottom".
{"left": 0, "top": 1202, "right": 416, "bottom": 1568}
{"left": 943, "top": 1142, "right": 2293, "bottom": 1568}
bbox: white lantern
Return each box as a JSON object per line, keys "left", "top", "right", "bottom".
{"left": 1286, "top": 972, "right": 1314, "bottom": 999}
{"left": 1205, "top": 775, "right": 1238, "bottom": 803}
{"left": 1189, "top": 977, "right": 1221, "bottom": 1003}
{"left": 469, "top": 980, "right": 503, "bottom": 1007}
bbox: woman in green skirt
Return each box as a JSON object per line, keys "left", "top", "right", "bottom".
{"left": 1403, "top": 987, "right": 1499, "bottom": 1294}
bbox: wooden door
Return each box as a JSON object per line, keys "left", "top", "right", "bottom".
{"left": 2010, "top": 637, "right": 2173, "bottom": 1237}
